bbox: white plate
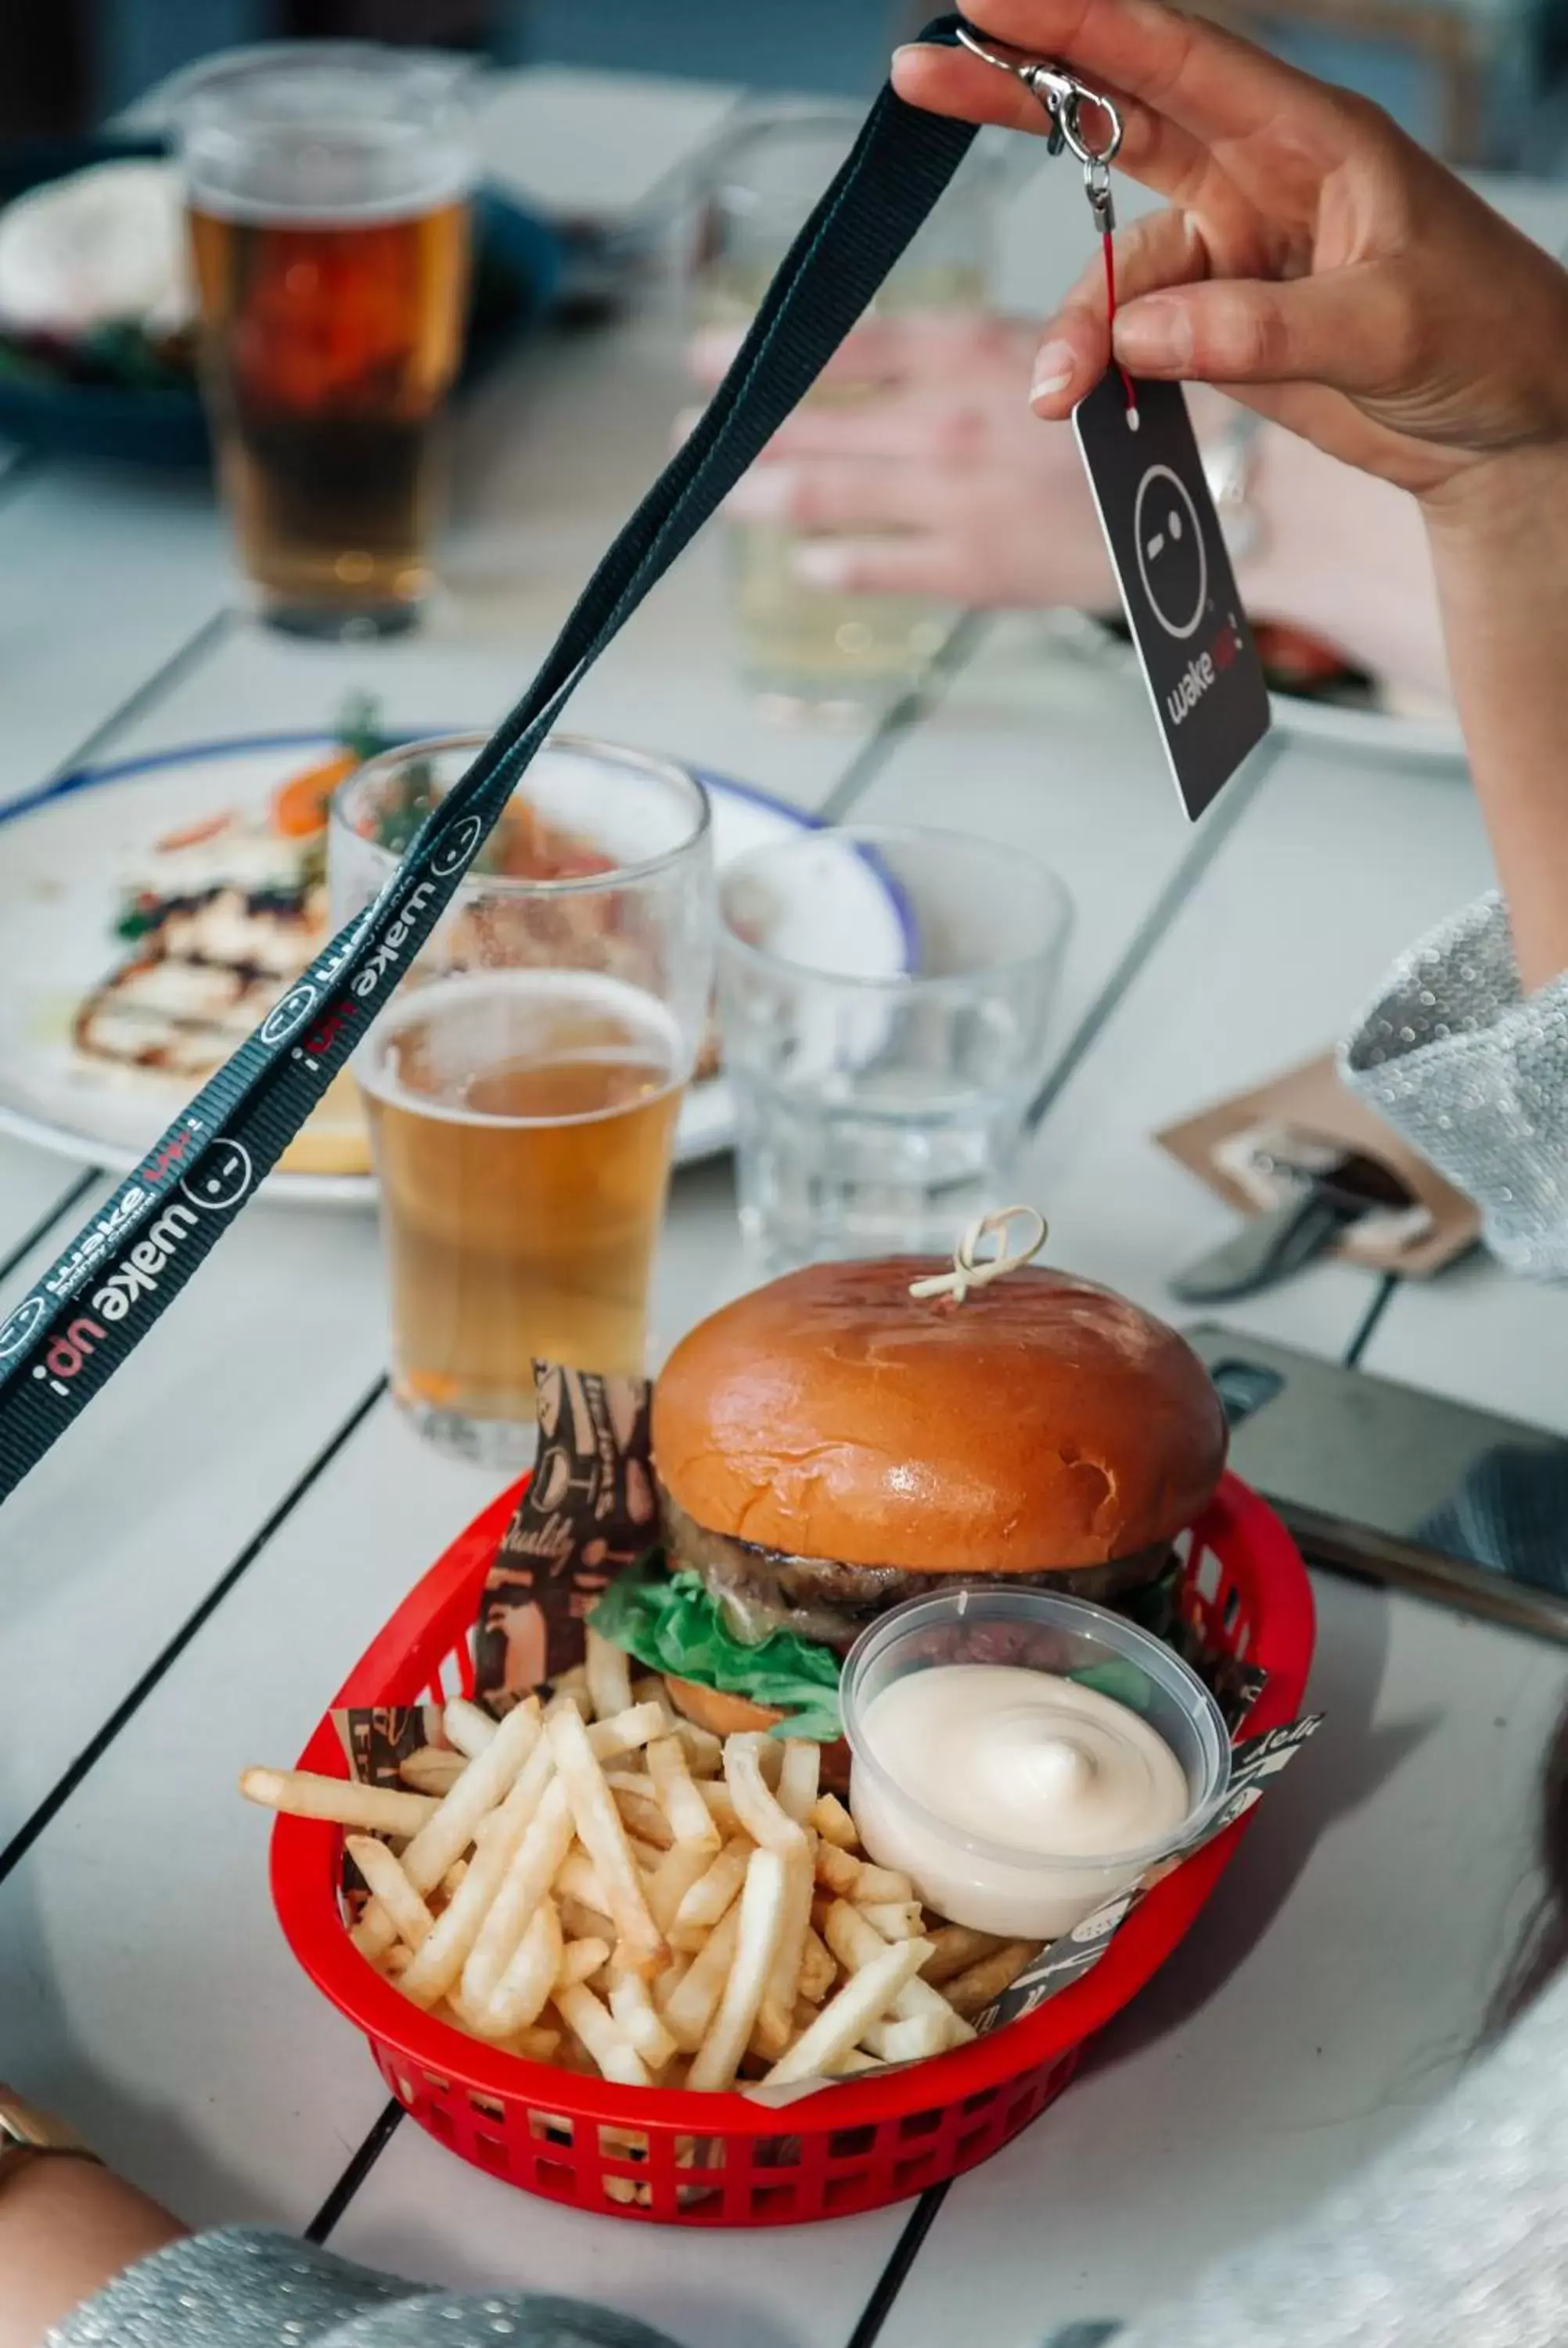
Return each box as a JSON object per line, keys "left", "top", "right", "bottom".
{"left": 1057, "top": 612, "right": 1466, "bottom": 766}
{"left": 0, "top": 733, "right": 912, "bottom": 1208}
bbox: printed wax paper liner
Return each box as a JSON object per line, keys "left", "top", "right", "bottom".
{"left": 473, "top": 1363, "right": 654, "bottom": 1701}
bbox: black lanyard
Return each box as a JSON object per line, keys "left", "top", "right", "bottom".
{"left": 0, "top": 20, "right": 980, "bottom": 1502}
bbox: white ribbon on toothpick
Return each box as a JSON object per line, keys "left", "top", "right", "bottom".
{"left": 907, "top": 1205, "right": 1048, "bottom": 1304}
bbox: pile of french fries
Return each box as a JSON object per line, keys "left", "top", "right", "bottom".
{"left": 243, "top": 1631, "right": 1041, "bottom": 2105}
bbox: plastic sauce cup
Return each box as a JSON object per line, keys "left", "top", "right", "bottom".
{"left": 840, "top": 1586, "right": 1232, "bottom": 1938}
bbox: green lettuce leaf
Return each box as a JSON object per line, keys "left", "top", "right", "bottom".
{"left": 590, "top": 1564, "right": 843, "bottom": 1743}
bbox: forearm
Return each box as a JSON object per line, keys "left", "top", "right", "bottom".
{"left": 1423, "top": 449, "right": 1568, "bottom": 992}
{"left": 0, "top": 2158, "right": 185, "bottom": 2348}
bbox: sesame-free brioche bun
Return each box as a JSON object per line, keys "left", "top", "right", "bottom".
{"left": 652, "top": 1257, "right": 1227, "bottom": 1576}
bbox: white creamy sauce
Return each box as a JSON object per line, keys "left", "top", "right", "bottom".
{"left": 851, "top": 1663, "right": 1192, "bottom": 1936}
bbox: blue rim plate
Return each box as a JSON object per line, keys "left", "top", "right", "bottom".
{"left": 0, "top": 732, "right": 912, "bottom": 1208}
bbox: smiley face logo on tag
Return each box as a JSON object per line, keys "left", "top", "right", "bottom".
{"left": 1134, "top": 465, "right": 1207, "bottom": 640}
{"left": 182, "top": 1140, "right": 254, "bottom": 1213}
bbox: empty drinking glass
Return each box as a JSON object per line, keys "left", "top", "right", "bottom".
{"left": 717, "top": 826, "right": 1072, "bottom": 1272}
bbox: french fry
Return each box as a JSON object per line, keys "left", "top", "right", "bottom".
{"left": 443, "top": 1697, "right": 498, "bottom": 1759}
{"left": 943, "top": 1941, "right": 1038, "bottom": 2018}
{"left": 692, "top": 1780, "right": 743, "bottom": 1836}
{"left": 398, "top": 1747, "right": 468, "bottom": 1797}
{"left": 551, "top": 1664, "right": 590, "bottom": 1699}
{"left": 395, "top": 1733, "right": 556, "bottom": 2004}
{"left": 459, "top": 1775, "right": 576, "bottom": 2011}
{"left": 671, "top": 1838, "right": 751, "bottom": 1941}
{"left": 814, "top": 1842, "right": 914, "bottom": 1904}
{"left": 381, "top": 1943, "right": 412, "bottom": 1977}
{"left": 585, "top": 1702, "right": 667, "bottom": 1760}
{"left": 558, "top": 1892, "right": 617, "bottom": 1945}
{"left": 859, "top": 2011, "right": 951, "bottom": 2064}
{"left": 609, "top": 1973, "right": 679, "bottom": 2073}
{"left": 688, "top": 1848, "right": 791, "bottom": 2093}
{"left": 607, "top": 1781, "right": 676, "bottom": 1852}
{"left": 660, "top": 1903, "right": 741, "bottom": 2048}
{"left": 858, "top": 1900, "right": 926, "bottom": 1941}
{"left": 627, "top": 1836, "right": 668, "bottom": 1876}
{"left": 807, "top": 1793, "right": 858, "bottom": 1849}
{"left": 669, "top": 1718, "right": 724, "bottom": 1777}
{"left": 549, "top": 1707, "right": 667, "bottom": 1979}
{"left": 725, "top": 1734, "right": 808, "bottom": 1856}
{"left": 630, "top": 1673, "right": 668, "bottom": 1709}
{"left": 776, "top": 1741, "right": 821, "bottom": 1826}
{"left": 239, "top": 1768, "right": 437, "bottom": 1839}
{"left": 761, "top": 1937, "right": 933, "bottom": 2087}
{"left": 585, "top": 1629, "right": 635, "bottom": 1723}
{"left": 919, "top": 1925, "right": 1005, "bottom": 1986}
{"left": 344, "top": 1835, "right": 436, "bottom": 1951}
{"left": 554, "top": 1980, "right": 651, "bottom": 2088}
{"left": 439, "top": 1859, "right": 469, "bottom": 1899}
{"left": 556, "top": 1849, "right": 610, "bottom": 1914}
{"left": 510, "top": 2024, "right": 563, "bottom": 2063}
{"left": 463, "top": 1898, "right": 564, "bottom": 2040}
{"left": 753, "top": 1836, "right": 815, "bottom": 2060}
{"left": 394, "top": 1694, "right": 543, "bottom": 1900}
{"left": 823, "top": 1900, "right": 975, "bottom": 2046}
{"left": 556, "top": 1936, "right": 613, "bottom": 1991}
{"left": 545, "top": 1684, "right": 595, "bottom": 1724}
{"left": 799, "top": 1925, "right": 836, "bottom": 2004}
{"left": 646, "top": 1840, "right": 714, "bottom": 1936}
{"left": 647, "top": 1736, "right": 721, "bottom": 1853}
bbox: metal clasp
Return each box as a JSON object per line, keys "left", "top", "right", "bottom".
{"left": 953, "top": 23, "right": 1124, "bottom": 169}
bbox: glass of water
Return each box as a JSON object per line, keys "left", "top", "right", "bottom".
{"left": 692, "top": 108, "right": 1000, "bottom": 713}
{"left": 717, "top": 826, "right": 1073, "bottom": 1273}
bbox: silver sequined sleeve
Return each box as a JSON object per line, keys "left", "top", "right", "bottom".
{"left": 1339, "top": 891, "right": 1568, "bottom": 1277}
{"left": 49, "top": 2228, "right": 686, "bottom": 2348}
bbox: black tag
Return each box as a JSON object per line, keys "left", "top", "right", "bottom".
{"left": 1074, "top": 373, "right": 1271, "bottom": 820}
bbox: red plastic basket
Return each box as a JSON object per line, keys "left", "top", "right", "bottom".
{"left": 272, "top": 1470, "right": 1314, "bottom": 2226}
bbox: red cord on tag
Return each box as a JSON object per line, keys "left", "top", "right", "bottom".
{"left": 1102, "top": 230, "right": 1138, "bottom": 416}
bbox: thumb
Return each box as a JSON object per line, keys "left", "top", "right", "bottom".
{"left": 1113, "top": 268, "right": 1409, "bottom": 392}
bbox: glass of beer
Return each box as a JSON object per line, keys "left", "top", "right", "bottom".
{"left": 177, "top": 45, "right": 472, "bottom": 639}
{"left": 330, "top": 735, "right": 714, "bottom": 1465}
{"left": 691, "top": 109, "right": 999, "bottom": 713}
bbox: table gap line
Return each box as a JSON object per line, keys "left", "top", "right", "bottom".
{"left": 45, "top": 606, "right": 237, "bottom": 783}
{"left": 1025, "top": 726, "right": 1286, "bottom": 1135}
{"left": 307, "top": 2100, "right": 407, "bottom": 2244}
{"left": 0, "top": 1166, "right": 102, "bottom": 1289}
{"left": 0, "top": 1372, "right": 388, "bottom": 1887}
{"left": 815, "top": 610, "right": 993, "bottom": 824}
{"left": 1343, "top": 1272, "right": 1401, "bottom": 1367}
{"left": 842, "top": 2182, "right": 952, "bottom": 2348}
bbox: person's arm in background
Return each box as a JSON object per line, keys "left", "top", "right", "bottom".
{"left": 692, "top": 319, "right": 1451, "bottom": 708}
{"left": 894, "top": 0, "right": 1568, "bottom": 993}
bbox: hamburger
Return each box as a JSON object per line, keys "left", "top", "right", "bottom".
{"left": 591, "top": 1256, "right": 1228, "bottom": 1748}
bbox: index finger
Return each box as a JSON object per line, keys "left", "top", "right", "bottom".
{"left": 893, "top": 0, "right": 1356, "bottom": 189}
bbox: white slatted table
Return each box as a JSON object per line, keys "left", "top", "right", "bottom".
{"left": 0, "top": 64, "right": 1564, "bottom": 2348}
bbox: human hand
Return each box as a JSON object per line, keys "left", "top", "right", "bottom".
{"left": 893, "top": 0, "right": 1568, "bottom": 506}
{"left": 685, "top": 313, "right": 1116, "bottom": 608}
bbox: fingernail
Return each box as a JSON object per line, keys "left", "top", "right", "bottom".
{"left": 1114, "top": 297, "right": 1192, "bottom": 372}
{"left": 791, "top": 541, "right": 852, "bottom": 589}
{"left": 723, "top": 465, "right": 798, "bottom": 522}
{"left": 1028, "top": 340, "right": 1075, "bottom": 405}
